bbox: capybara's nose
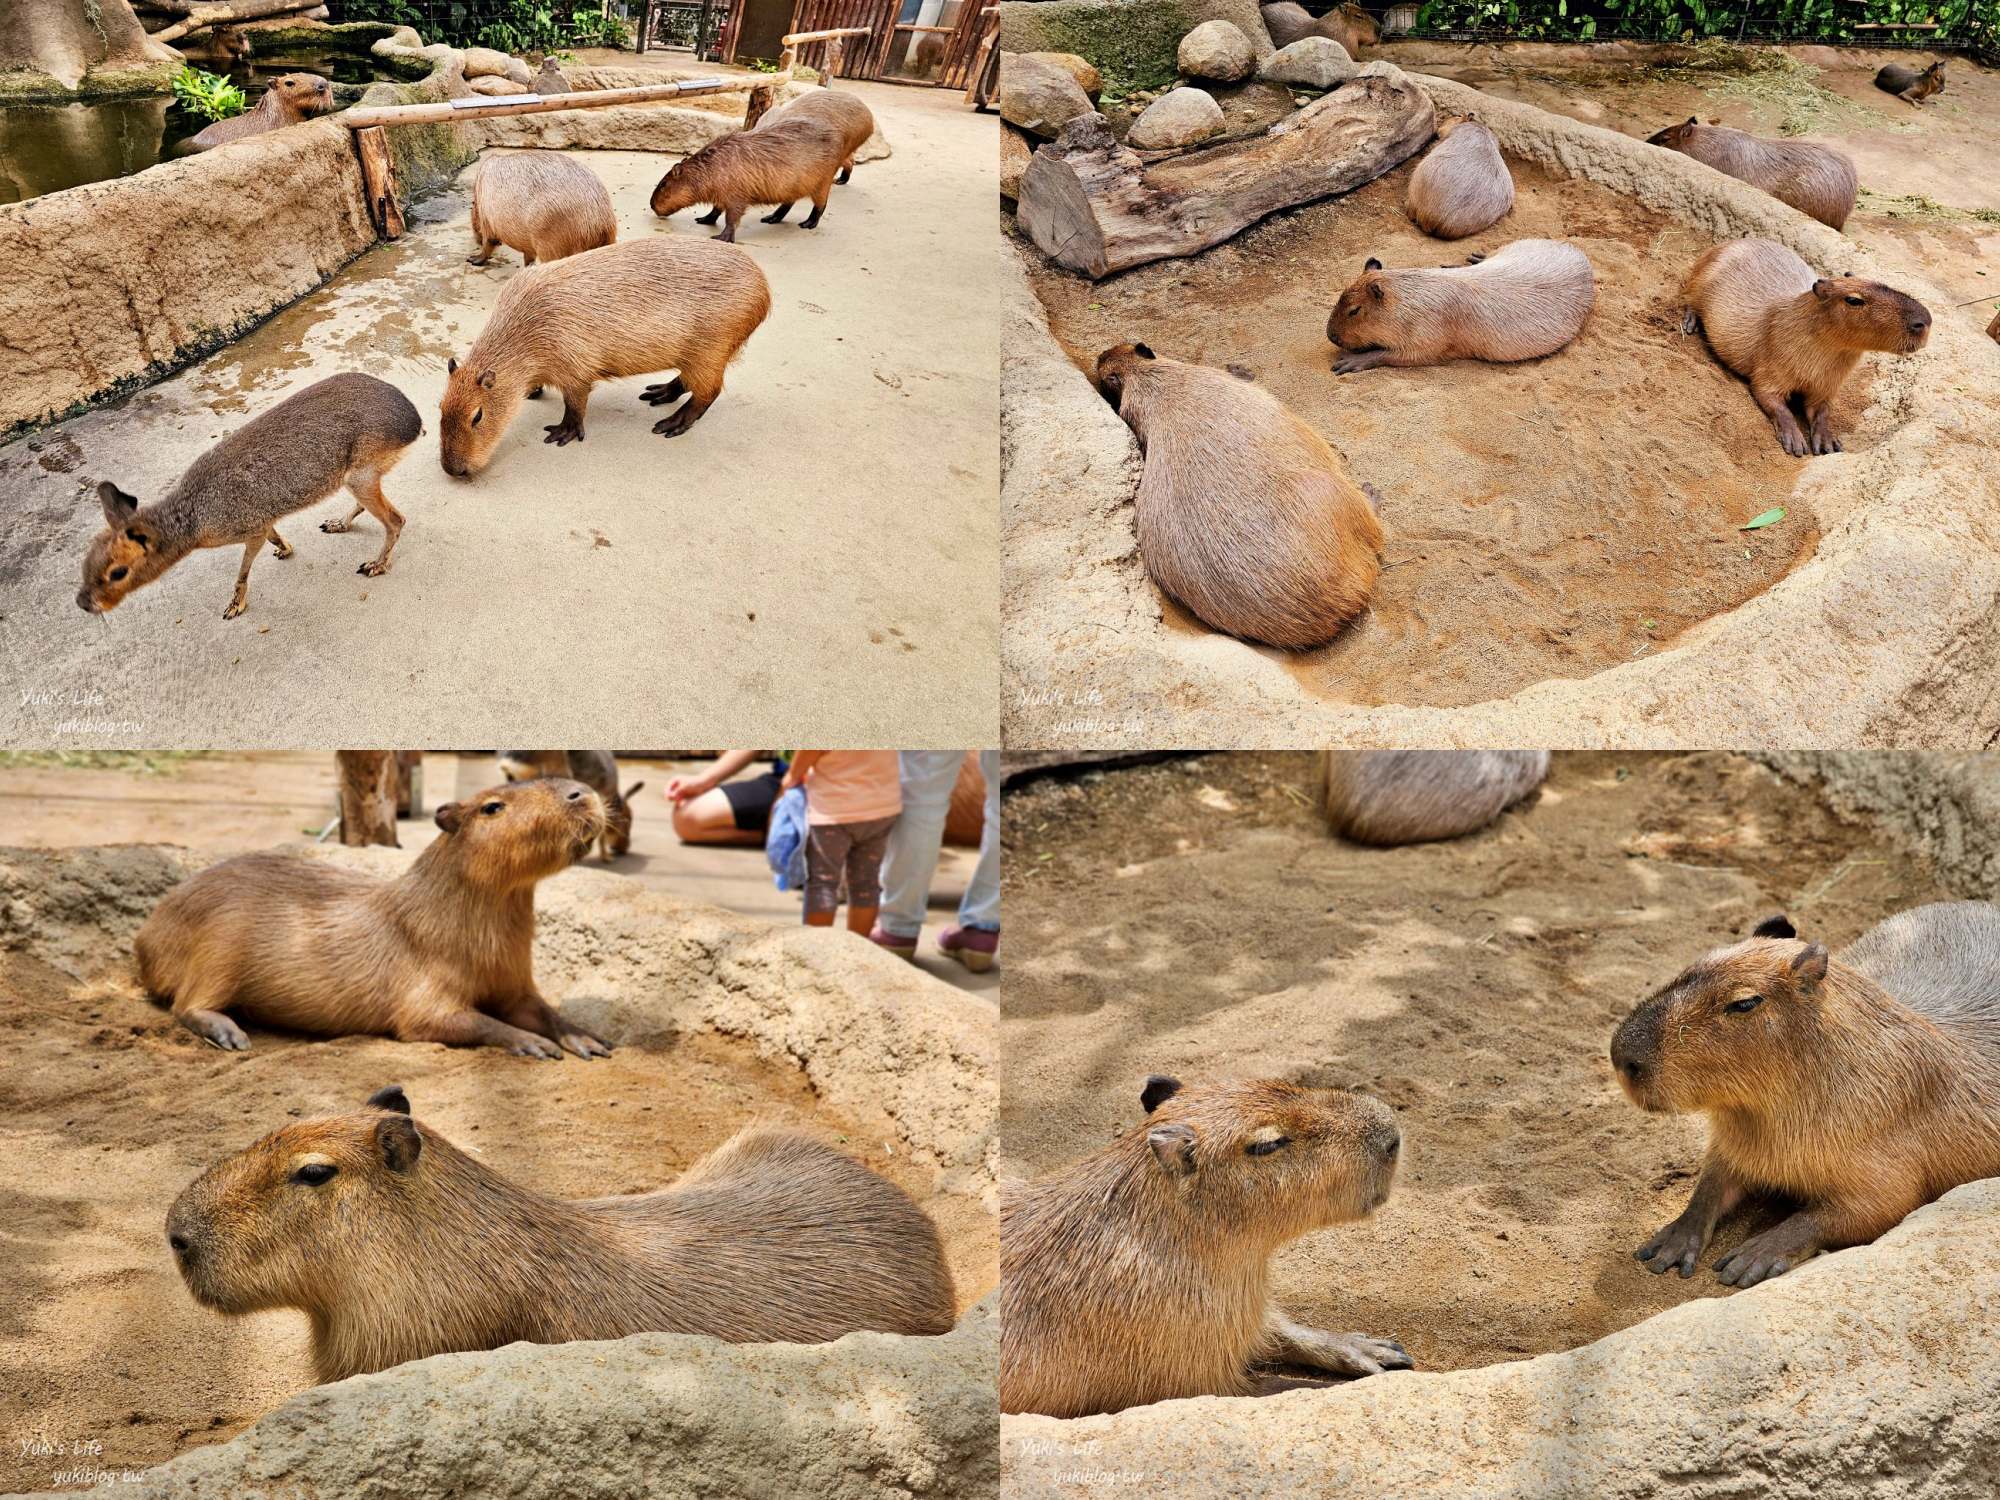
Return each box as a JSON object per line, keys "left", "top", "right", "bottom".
{"left": 1366, "top": 1121, "right": 1401, "bottom": 1163}
{"left": 76, "top": 590, "right": 94, "bottom": 612}
{"left": 1908, "top": 316, "right": 1930, "bottom": 336}
{"left": 564, "top": 786, "right": 586, "bottom": 804}
{"left": 167, "top": 1229, "right": 192, "bottom": 1260}
{"left": 1612, "top": 1041, "right": 1647, "bottom": 1087}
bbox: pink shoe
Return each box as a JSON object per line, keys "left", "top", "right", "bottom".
{"left": 868, "top": 925, "right": 918, "bottom": 961}
{"left": 938, "top": 925, "right": 998, "bottom": 973}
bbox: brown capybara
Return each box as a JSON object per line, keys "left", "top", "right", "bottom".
{"left": 1646, "top": 118, "right": 1857, "bottom": 231}
{"left": 742, "top": 83, "right": 875, "bottom": 187}
{"left": 166, "top": 1085, "right": 958, "bottom": 1383}
{"left": 501, "top": 750, "right": 645, "bottom": 860}
{"left": 135, "top": 777, "right": 613, "bottom": 1058}
{"left": 186, "top": 73, "right": 334, "bottom": 151}
{"left": 1406, "top": 117, "right": 1514, "bottom": 239}
{"left": 1002, "top": 1075, "right": 1409, "bottom": 1417}
{"left": 1328, "top": 238, "right": 1596, "bottom": 372}
{"left": 1875, "top": 60, "right": 1945, "bottom": 105}
{"left": 1262, "top": 1, "right": 1376, "bottom": 52}
{"left": 468, "top": 151, "right": 616, "bottom": 266}
{"left": 1681, "top": 238, "right": 1930, "bottom": 457}
{"left": 1096, "top": 343, "right": 1383, "bottom": 650}
{"left": 1988, "top": 307, "right": 2000, "bottom": 345}
{"left": 439, "top": 237, "right": 771, "bottom": 474}
{"left": 649, "top": 114, "right": 849, "bottom": 242}
{"left": 80, "top": 373, "right": 421, "bottom": 620}
{"left": 1320, "top": 750, "right": 1549, "bottom": 845}
{"left": 1611, "top": 903, "right": 2000, "bottom": 1287}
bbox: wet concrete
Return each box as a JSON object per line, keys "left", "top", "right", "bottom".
{"left": 0, "top": 82, "right": 998, "bottom": 748}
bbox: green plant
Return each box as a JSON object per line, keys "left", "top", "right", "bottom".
{"left": 170, "top": 64, "right": 246, "bottom": 123}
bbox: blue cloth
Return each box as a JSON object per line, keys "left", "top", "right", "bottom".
{"left": 765, "top": 786, "right": 809, "bottom": 892}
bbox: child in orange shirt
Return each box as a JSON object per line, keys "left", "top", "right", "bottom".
{"left": 782, "top": 750, "right": 902, "bottom": 935}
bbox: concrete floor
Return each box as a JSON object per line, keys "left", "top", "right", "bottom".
{"left": 0, "top": 81, "right": 997, "bottom": 749}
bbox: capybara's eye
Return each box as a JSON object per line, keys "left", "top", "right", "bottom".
{"left": 291, "top": 1162, "right": 337, "bottom": 1186}
{"left": 108, "top": 567, "right": 128, "bottom": 582}
{"left": 1725, "top": 994, "right": 1765, "bottom": 1015}
{"left": 1245, "top": 1136, "right": 1289, "bottom": 1156}
{"left": 471, "top": 410, "right": 483, "bottom": 428}
{"left": 481, "top": 800, "right": 504, "bottom": 816}
{"left": 1844, "top": 294, "right": 1865, "bottom": 307}
{"left": 1348, "top": 306, "right": 1362, "bottom": 317}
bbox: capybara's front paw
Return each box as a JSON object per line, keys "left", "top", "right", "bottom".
{"left": 1713, "top": 1227, "right": 1812, "bottom": 1288}
{"left": 1310, "top": 1332, "right": 1413, "bottom": 1377}
{"left": 543, "top": 421, "right": 584, "bottom": 447}
{"left": 183, "top": 1012, "right": 251, "bottom": 1051}
{"left": 1775, "top": 421, "right": 1811, "bottom": 458}
{"left": 510, "top": 1033, "right": 565, "bottom": 1060}
{"left": 1634, "top": 1216, "right": 1707, "bottom": 1278}
{"left": 560, "top": 1027, "right": 614, "bottom": 1060}
{"left": 1332, "top": 356, "right": 1374, "bottom": 376}
{"left": 641, "top": 378, "right": 687, "bottom": 407}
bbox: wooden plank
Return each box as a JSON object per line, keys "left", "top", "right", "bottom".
{"left": 337, "top": 76, "right": 773, "bottom": 129}
{"left": 352, "top": 125, "right": 404, "bottom": 239}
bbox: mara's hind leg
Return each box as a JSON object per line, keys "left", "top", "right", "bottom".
{"left": 319, "top": 501, "right": 364, "bottom": 535}
{"left": 267, "top": 526, "right": 293, "bottom": 560}
{"left": 651, "top": 364, "right": 721, "bottom": 438}
{"left": 485, "top": 992, "right": 613, "bottom": 1059}
{"left": 761, "top": 199, "right": 794, "bottom": 224}
{"left": 395, "top": 1007, "right": 565, "bottom": 1059}
{"left": 545, "top": 383, "right": 591, "bottom": 446}
{"left": 800, "top": 182, "right": 831, "bottom": 229}
{"left": 223, "top": 536, "right": 261, "bottom": 619}
{"left": 345, "top": 467, "right": 406, "bottom": 577}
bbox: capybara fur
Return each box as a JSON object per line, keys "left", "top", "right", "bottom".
{"left": 1681, "top": 238, "right": 1930, "bottom": 457}
{"left": 1262, "top": 1, "right": 1376, "bottom": 52}
{"left": 1406, "top": 117, "right": 1514, "bottom": 239}
{"left": 1988, "top": 308, "right": 2000, "bottom": 345}
{"left": 1875, "top": 60, "right": 1945, "bottom": 105}
{"left": 135, "top": 778, "right": 613, "bottom": 1058}
{"left": 468, "top": 152, "right": 616, "bottom": 267}
{"left": 1320, "top": 750, "right": 1549, "bottom": 845}
{"left": 185, "top": 73, "right": 333, "bottom": 152}
{"left": 81, "top": 373, "right": 421, "bottom": 620}
{"left": 1096, "top": 343, "right": 1383, "bottom": 650}
{"left": 439, "top": 237, "right": 771, "bottom": 474}
{"left": 743, "top": 84, "right": 875, "bottom": 186}
{"left": 649, "top": 115, "right": 849, "bottom": 242}
{"left": 1328, "top": 238, "right": 1596, "bottom": 372}
{"left": 1645, "top": 118, "right": 1856, "bottom": 231}
{"left": 1001, "top": 1075, "right": 1408, "bottom": 1418}
{"left": 1611, "top": 903, "right": 2000, "bottom": 1288}
{"left": 166, "top": 1085, "right": 958, "bottom": 1383}
{"left": 502, "top": 751, "right": 644, "bottom": 860}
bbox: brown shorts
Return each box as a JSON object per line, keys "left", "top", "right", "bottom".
{"left": 805, "top": 815, "right": 898, "bottom": 914}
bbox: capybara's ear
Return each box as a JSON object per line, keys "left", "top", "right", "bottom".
{"left": 1133, "top": 342, "right": 1155, "bottom": 360}
{"left": 366, "top": 1084, "right": 411, "bottom": 1114}
{"left": 98, "top": 481, "right": 138, "bottom": 526}
{"left": 1751, "top": 914, "right": 1796, "bottom": 940}
{"left": 477, "top": 370, "right": 497, "bottom": 390}
{"left": 447, "top": 356, "right": 458, "bottom": 375}
{"left": 624, "top": 781, "right": 646, "bottom": 799}
{"left": 1686, "top": 115, "right": 1698, "bottom": 126}
{"left": 1147, "top": 1122, "right": 1197, "bottom": 1177}
{"left": 1140, "top": 1074, "right": 1183, "bottom": 1113}
{"left": 1364, "top": 256, "right": 1383, "bottom": 272}
{"left": 375, "top": 1114, "right": 422, "bottom": 1173}
{"left": 1790, "top": 942, "right": 1830, "bottom": 992}
{"left": 435, "top": 801, "right": 464, "bottom": 835}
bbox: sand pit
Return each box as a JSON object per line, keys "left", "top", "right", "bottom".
{"left": 0, "top": 842, "right": 996, "bottom": 1495}
{"left": 999, "top": 750, "right": 1952, "bottom": 1377}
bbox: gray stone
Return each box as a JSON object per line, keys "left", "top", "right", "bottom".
{"left": 1126, "top": 86, "right": 1226, "bottom": 149}
{"left": 1178, "top": 19, "right": 1255, "bottom": 82}
{"left": 1000, "top": 53, "right": 1095, "bottom": 140}
{"left": 461, "top": 45, "right": 533, "bottom": 85}
{"left": 1002, "top": 122, "right": 1035, "bottom": 201}
{"left": 1258, "top": 35, "right": 1357, "bottom": 89}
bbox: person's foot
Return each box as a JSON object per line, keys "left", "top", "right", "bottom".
{"left": 938, "top": 925, "right": 999, "bottom": 973}
{"left": 868, "top": 925, "right": 918, "bottom": 961}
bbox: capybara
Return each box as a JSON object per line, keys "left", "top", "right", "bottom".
{"left": 1320, "top": 750, "right": 1549, "bottom": 845}
{"left": 1681, "top": 238, "right": 1930, "bottom": 456}
{"left": 1405, "top": 117, "right": 1514, "bottom": 239}
{"left": 1874, "top": 60, "right": 1945, "bottom": 105}
{"left": 1096, "top": 343, "right": 1383, "bottom": 649}
{"left": 1988, "top": 307, "right": 2000, "bottom": 345}
{"left": 135, "top": 777, "right": 613, "bottom": 1057}
{"left": 439, "top": 237, "right": 771, "bottom": 474}
{"left": 167, "top": 1085, "right": 958, "bottom": 1383}
{"left": 1611, "top": 903, "right": 2000, "bottom": 1287}
{"left": 501, "top": 750, "right": 645, "bottom": 860}
{"left": 185, "top": 73, "right": 333, "bottom": 152}
{"left": 1328, "top": 239, "right": 1596, "bottom": 372}
{"left": 1262, "top": 1, "right": 1376, "bottom": 52}
{"left": 742, "top": 83, "right": 875, "bottom": 186}
{"left": 649, "top": 114, "right": 849, "bottom": 242}
{"left": 80, "top": 373, "right": 421, "bottom": 620}
{"left": 1002, "top": 1075, "right": 1409, "bottom": 1417}
{"left": 468, "top": 151, "right": 616, "bottom": 266}
{"left": 1645, "top": 118, "right": 1857, "bottom": 231}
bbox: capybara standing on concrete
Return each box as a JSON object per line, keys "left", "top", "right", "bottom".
{"left": 185, "top": 72, "right": 333, "bottom": 152}
{"left": 742, "top": 84, "right": 875, "bottom": 185}
{"left": 1320, "top": 750, "right": 1549, "bottom": 845}
{"left": 167, "top": 1085, "right": 957, "bottom": 1383}
{"left": 1681, "top": 238, "right": 1930, "bottom": 457}
{"left": 80, "top": 373, "right": 421, "bottom": 620}
{"left": 1645, "top": 119, "right": 1857, "bottom": 231}
{"left": 649, "top": 115, "right": 850, "bottom": 242}
{"left": 1327, "top": 239, "right": 1596, "bottom": 372}
{"left": 1405, "top": 117, "right": 1513, "bottom": 239}
{"left": 1002, "top": 1075, "right": 1409, "bottom": 1417}
{"left": 135, "top": 778, "right": 613, "bottom": 1057}
{"left": 439, "top": 237, "right": 771, "bottom": 474}
{"left": 468, "top": 152, "right": 616, "bottom": 266}
{"left": 1874, "top": 60, "right": 1945, "bottom": 106}
{"left": 1611, "top": 903, "right": 2000, "bottom": 1287}
{"left": 1096, "top": 343, "right": 1383, "bottom": 649}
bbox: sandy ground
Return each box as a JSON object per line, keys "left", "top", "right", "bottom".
{"left": 1024, "top": 156, "right": 1829, "bottom": 708}
{"left": 1000, "top": 751, "right": 1951, "bottom": 1391}
{"left": 0, "top": 752, "right": 997, "bottom": 995}
{"left": 0, "top": 81, "right": 998, "bottom": 749}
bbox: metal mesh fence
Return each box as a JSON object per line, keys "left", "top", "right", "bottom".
{"left": 321, "top": 1, "right": 643, "bottom": 50}
{"left": 1376, "top": 0, "right": 1993, "bottom": 55}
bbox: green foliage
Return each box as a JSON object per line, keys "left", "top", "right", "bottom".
{"left": 170, "top": 65, "right": 246, "bottom": 123}
{"left": 337, "top": 2, "right": 630, "bottom": 51}
{"left": 1410, "top": 0, "right": 1985, "bottom": 43}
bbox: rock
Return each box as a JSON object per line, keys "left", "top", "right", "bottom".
{"left": 462, "top": 46, "right": 532, "bottom": 85}
{"left": 1001, "top": 0, "right": 1278, "bottom": 77}
{"left": 533, "top": 58, "right": 571, "bottom": 94}
{"left": 1212, "top": 78, "right": 1299, "bottom": 136}
{"left": 1002, "top": 122, "right": 1035, "bottom": 202}
{"left": 1178, "top": 20, "right": 1255, "bottom": 82}
{"left": 999, "top": 53, "right": 1095, "bottom": 140}
{"left": 1019, "top": 50, "right": 1101, "bottom": 99}
{"left": 381, "top": 24, "right": 423, "bottom": 50}
{"left": 466, "top": 75, "right": 526, "bottom": 97}
{"left": 1127, "top": 86, "right": 1227, "bottom": 148}
{"left": 1259, "top": 35, "right": 1357, "bottom": 89}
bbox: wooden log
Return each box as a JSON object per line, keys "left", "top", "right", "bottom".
{"left": 147, "top": 0, "right": 319, "bottom": 43}
{"left": 1018, "top": 68, "right": 1437, "bottom": 279}
{"left": 337, "top": 75, "right": 773, "bottom": 129}
{"left": 353, "top": 125, "right": 404, "bottom": 239}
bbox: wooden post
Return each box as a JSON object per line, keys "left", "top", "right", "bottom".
{"left": 826, "top": 34, "right": 844, "bottom": 79}
{"left": 352, "top": 125, "right": 404, "bottom": 240}
{"left": 337, "top": 76, "right": 768, "bottom": 128}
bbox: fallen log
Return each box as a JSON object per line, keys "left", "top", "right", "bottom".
{"left": 1018, "top": 64, "right": 1437, "bottom": 279}
{"left": 147, "top": 0, "right": 322, "bottom": 43}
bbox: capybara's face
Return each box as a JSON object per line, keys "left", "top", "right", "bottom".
{"left": 77, "top": 481, "right": 163, "bottom": 614}
{"left": 270, "top": 73, "right": 334, "bottom": 115}
{"left": 438, "top": 357, "right": 523, "bottom": 477}
{"left": 1327, "top": 259, "right": 1398, "bottom": 351}
{"left": 1093, "top": 342, "right": 1158, "bottom": 413}
{"left": 649, "top": 160, "right": 700, "bottom": 218}
{"left": 432, "top": 776, "right": 606, "bottom": 885}
{"left": 1610, "top": 917, "right": 1829, "bottom": 1115}
{"left": 1646, "top": 117, "right": 1699, "bottom": 149}
{"left": 1138, "top": 1076, "right": 1401, "bottom": 1242}
{"left": 1810, "top": 276, "right": 1931, "bottom": 355}
{"left": 167, "top": 1101, "right": 422, "bottom": 1315}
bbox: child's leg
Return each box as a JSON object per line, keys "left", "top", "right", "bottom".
{"left": 843, "top": 814, "right": 898, "bottom": 936}
{"left": 804, "top": 824, "right": 850, "bottom": 928}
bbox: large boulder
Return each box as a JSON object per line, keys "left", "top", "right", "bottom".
{"left": 998, "top": 0, "right": 1277, "bottom": 92}
{"left": 1178, "top": 19, "right": 1255, "bottom": 82}
{"left": 1019, "top": 49, "right": 1102, "bottom": 98}
{"left": 1002, "top": 122, "right": 1035, "bottom": 201}
{"left": 461, "top": 45, "right": 532, "bottom": 85}
{"left": 1259, "top": 35, "right": 1357, "bottom": 88}
{"left": 1000, "top": 52, "right": 1095, "bottom": 139}
{"left": 1126, "top": 85, "right": 1227, "bottom": 148}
